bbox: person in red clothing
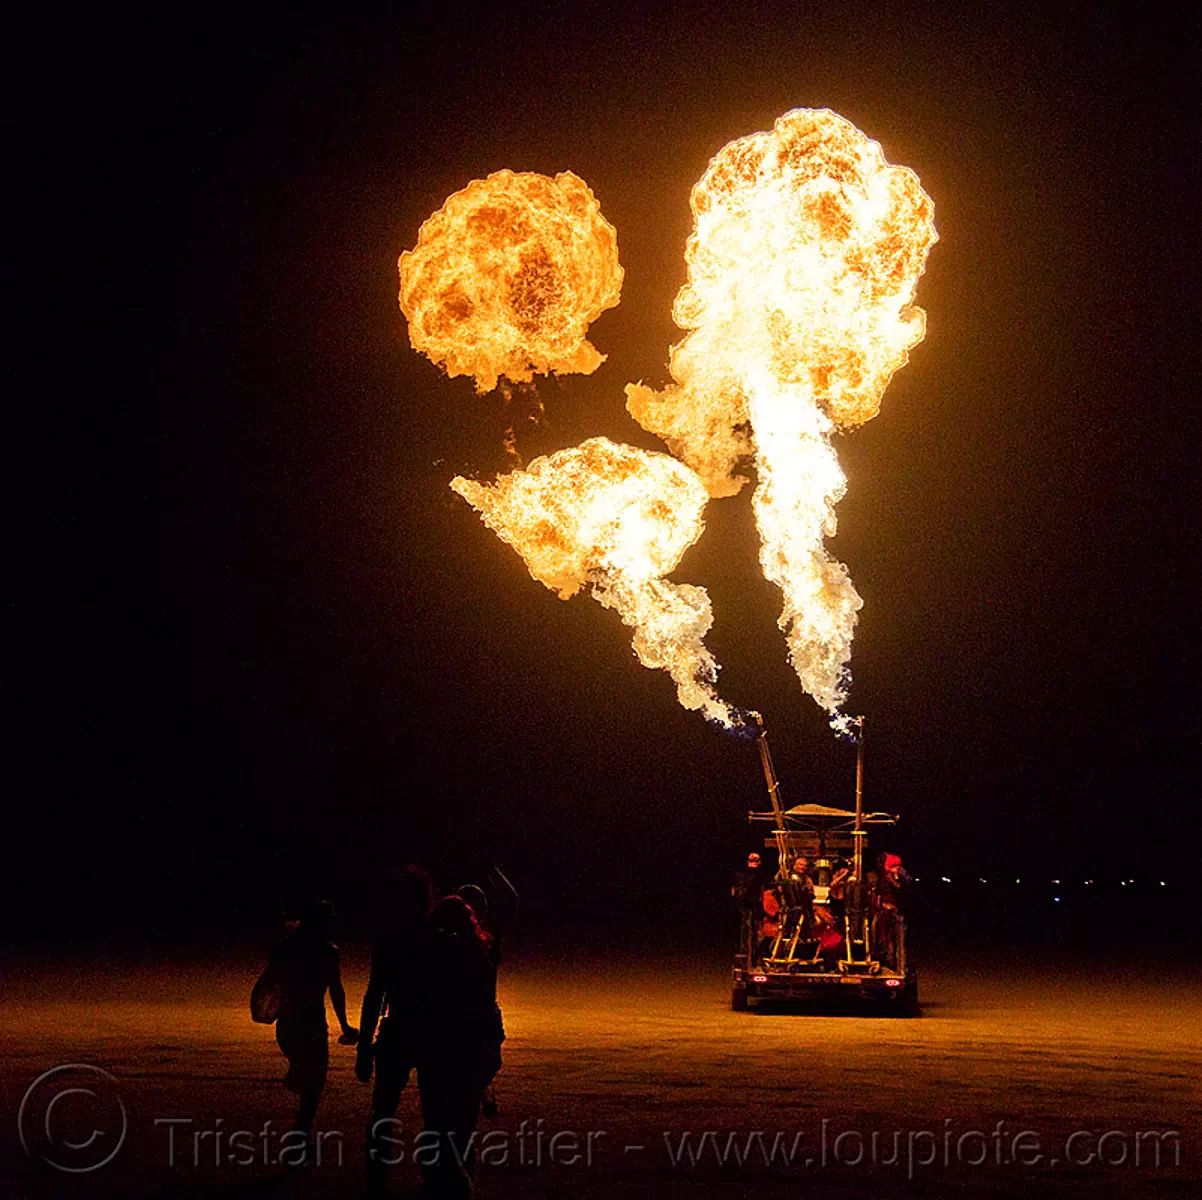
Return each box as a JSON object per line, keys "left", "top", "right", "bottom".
{"left": 759, "top": 881, "right": 782, "bottom": 958}
{"left": 872, "top": 853, "right": 910, "bottom": 968}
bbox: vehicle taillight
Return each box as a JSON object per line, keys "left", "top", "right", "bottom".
{"left": 752, "top": 974, "right": 769, "bottom": 983}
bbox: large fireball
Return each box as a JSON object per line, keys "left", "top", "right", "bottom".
{"left": 451, "top": 438, "right": 744, "bottom": 728}
{"left": 399, "top": 170, "right": 623, "bottom": 393}
{"left": 627, "top": 109, "right": 936, "bottom": 719}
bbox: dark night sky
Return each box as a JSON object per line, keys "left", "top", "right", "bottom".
{"left": 27, "top": 3, "right": 1200, "bottom": 938}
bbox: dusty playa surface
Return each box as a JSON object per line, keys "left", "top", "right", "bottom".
{"left": 2, "top": 949, "right": 1199, "bottom": 1199}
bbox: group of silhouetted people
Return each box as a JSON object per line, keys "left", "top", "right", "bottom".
{"left": 257, "top": 863, "right": 515, "bottom": 1196}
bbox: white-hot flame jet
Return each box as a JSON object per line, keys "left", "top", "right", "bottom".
{"left": 451, "top": 438, "right": 745, "bottom": 728}
{"left": 627, "top": 109, "right": 936, "bottom": 721}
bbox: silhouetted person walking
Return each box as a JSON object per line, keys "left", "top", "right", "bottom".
{"left": 419, "top": 894, "right": 504, "bottom": 1198}
{"left": 455, "top": 864, "right": 517, "bottom": 1118}
{"left": 358, "top": 865, "right": 437, "bottom": 1193}
{"left": 263, "top": 899, "right": 357, "bottom": 1154}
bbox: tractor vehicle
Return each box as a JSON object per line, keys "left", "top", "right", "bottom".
{"left": 731, "top": 716, "right": 918, "bottom": 1015}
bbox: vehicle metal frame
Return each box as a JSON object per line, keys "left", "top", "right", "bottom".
{"left": 732, "top": 716, "right": 918, "bottom": 1014}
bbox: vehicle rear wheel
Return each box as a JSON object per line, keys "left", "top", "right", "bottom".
{"left": 731, "top": 987, "right": 749, "bottom": 1012}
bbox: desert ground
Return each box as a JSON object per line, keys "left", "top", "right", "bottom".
{"left": 2, "top": 946, "right": 1199, "bottom": 1199}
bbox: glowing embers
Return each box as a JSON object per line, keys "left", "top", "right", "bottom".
{"left": 626, "top": 109, "right": 936, "bottom": 719}
{"left": 399, "top": 170, "right": 623, "bottom": 393}
{"left": 451, "top": 439, "right": 744, "bottom": 729}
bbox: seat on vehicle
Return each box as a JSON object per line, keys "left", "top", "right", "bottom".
{"left": 764, "top": 883, "right": 821, "bottom": 968}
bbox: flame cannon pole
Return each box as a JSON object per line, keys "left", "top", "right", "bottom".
{"left": 853, "top": 715, "right": 866, "bottom": 901}
{"left": 753, "top": 713, "right": 791, "bottom": 876}
{"left": 849, "top": 714, "right": 871, "bottom": 959}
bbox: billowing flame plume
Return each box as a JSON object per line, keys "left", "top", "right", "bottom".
{"left": 451, "top": 438, "right": 745, "bottom": 729}
{"left": 626, "top": 109, "right": 936, "bottom": 719}
{"left": 399, "top": 170, "right": 623, "bottom": 393}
